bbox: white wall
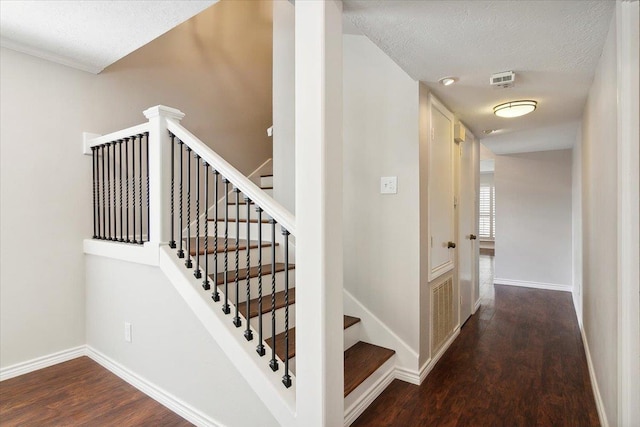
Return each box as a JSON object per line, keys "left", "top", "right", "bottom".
{"left": 272, "top": 0, "right": 296, "bottom": 213}
{"left": 343, "top": 35, "right": 421, "bottom": 356}
{"left": 85, "top": 255, "right": 279, "bottom": 427}
{"left": 0, "top": 0, "right": 273, "bottom": 370}
{"left": 0, "top": 49, "right": 93, "bottom": 367}
{"left": 494, "top": 149, "right": 573, "bottom": 289}
{"left": 577, "top": 14, "right": 619, "bottom": 426}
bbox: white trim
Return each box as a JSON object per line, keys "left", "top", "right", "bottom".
{"left": 83, "top": 132, "right": 101, "bottom": 155}
{"left": 83, "top": 239, "right": 159, "bottom": 266}
{"left": 473, "top": 298, "right": 481, "bottom": 314}
{"left": 86, "top": 346, "right": 224, "bottom": 427}
{"left": 0, "top": 37, "right": 104, "bottom": 74}
{"left": 343, "top": 357, "right": 395, "bottom": 426}
{"left": 616, "top": 2, "right": 640, "bottom": 425}
{"left": 86, "top": 123, "right": 150, "bottom": 148}
{"left": 421, "top": 328, "right": 460, "bottom": 384}
{"left": 0, "top": 346, "right": 85, "bottom": 381}
{"left": 580, "top": 327, "right": 609, "bottom": 427}
{"left": 493, "top": 278, "right": 571, "bottom": 293}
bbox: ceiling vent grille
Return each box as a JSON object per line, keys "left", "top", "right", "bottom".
{"left": 490, "top": 71, "right": 515, "bottom": 88}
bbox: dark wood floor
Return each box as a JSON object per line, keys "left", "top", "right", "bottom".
{"left": 0, "top": 357, "right": 192, "bottom": 426}
{"left": 353, "top": 285, "right": 600, "bottom": 427}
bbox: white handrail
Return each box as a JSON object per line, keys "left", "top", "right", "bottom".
{"left": 167, "top": 119, "right": 296, "bottom": 235}
{"left": 87, "top": 123, "right": 150, "bottom": 148}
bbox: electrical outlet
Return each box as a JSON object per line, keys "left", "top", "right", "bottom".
{"left": 380, "top": 176, "right": 398, "bottom": 194}
{"left": 124, "top": 322, "right": 132, "bottom": 343}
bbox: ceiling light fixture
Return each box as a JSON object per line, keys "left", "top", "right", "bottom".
{"left": 493, "top": 100, "right": 537, "bottom": 118}
{"left": 483, "top": 129, "right": 496, "bottom": 135}
{"left": 438, "top": 77, "right": 457, "bottom": 86}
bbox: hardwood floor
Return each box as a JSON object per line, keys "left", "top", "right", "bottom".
{"left": 0, "top": 357, "right": 191, "bottom": 426}
{"left": 352, "top": 283, "right": 600, "bottom": 426}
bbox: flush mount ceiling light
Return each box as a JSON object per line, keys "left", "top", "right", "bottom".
{"left": 438, "top": 76, "right": 457, "bottom": 86}
{"left": 483, "top": 129, "right": 497, "bottom": 135}
{"left": 493, "top": 100, "right": 537, "bottom": 118}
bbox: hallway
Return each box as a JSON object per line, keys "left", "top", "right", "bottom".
{"left": 352, "top": 283, "right": 599, "bottom": 426}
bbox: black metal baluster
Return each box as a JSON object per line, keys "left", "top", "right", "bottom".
{"left": 118, "top": 139, "right": 123, "bottom": 242}
{"left": 256, "top": 207, "right": 265, "bottom": 356}
{"left": 95, "top": 147, "right": 102, "bottom": 239}
{"left": 169, "top": 133, "right": 176, "bottom": 249}
{"left": 202, "top": 163, "right": 210, "bottom": 290}
{"left": 101, "top": 144, "right": 106, "bottom": 240}
{"left": 211, "top": 171, "right": 220, "bottom": 302}
{"left": 244, "top": 196, "right": 253, "bottom": 341}
{"left": 112, "top": 141, "right": 117, "bottom": 241}
{"left": 269, "top": 218, "right": 279, "bottom": 372}
{"left": 282, "top": 228, "right": 291, "bottom": 388}
{"left": 132, "top": 135, "right": 137, "bottom": 244}
{"left": 185, "top": 147, "right": 193, "bottom": 267}
{"left": 194, "top": 153, "right": 202, "bottom": 279}
{"left": 92, "top": 147, "right": 97, "bottom": 238}
{"left": 145, "top": 132, "right": 149, "bottom": 242}
{"left": 125, "top": 137, "right": 130, "bottom": 243}
{"left": 177, "top": 140, "right": 184, "bottom": 258}
{"left": 107, "top": 143, "right": 112, "bottom": 240}
{"left": 222, "top": 178, "right": 230, "bottom": 314}
{"left": 233, "top": 187, "right": 241, "bottom": 328}
{"left": 138, "top": 134, "right": 143, "bottom": 244}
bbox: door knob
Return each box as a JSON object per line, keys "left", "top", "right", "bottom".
{"left": 469, "top": 234, "right": 477, "bottom": 240}
{"left": 447, "top": 241, "right": 456, "bottom": 249}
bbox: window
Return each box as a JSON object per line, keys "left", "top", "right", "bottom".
{"left": 479, "top": 178, "right": 495, "bottom": 239}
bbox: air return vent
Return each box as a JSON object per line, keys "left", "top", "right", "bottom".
{"left": 432, "top": 277, "right": 455, "bottom": 353}
{"left": 490, "top": 71, "right": 515, "bottom": 88}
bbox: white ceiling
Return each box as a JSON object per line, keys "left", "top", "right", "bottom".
{"left": 0, "top": 0, "right": 217, "bottom": 74}
{"left": 1, "top": 0, "right": 615, "bottom": 154}
{"left": 343, "top": 0, "right": 615, "bottom": 154}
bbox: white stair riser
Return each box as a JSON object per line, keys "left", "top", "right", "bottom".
{"left": 344, "top": 323, "right": 360, "bottom": 352}
{"left": 248, "top": 304, "right": 296, "bottom": 339}
{"left": 213, "top": 222, "right": 277, "bottom": 242}
{"left": 214, "top": 269, "right": 295, "bottom": 304}
{"left": 262, "top": 188, "right": 273, "bottom": 197}
{"left": 184, "top": 246, "right": 281, "bottom": 273}
{"left": 260, "top": 176, "right": 273, "bottom": 188}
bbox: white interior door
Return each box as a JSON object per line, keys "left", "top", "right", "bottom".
{"left": 458, "top": 132, "right": 478, "bottom": 324}
{"left": 428, "top": 96, "right": 455, "bottom": 281}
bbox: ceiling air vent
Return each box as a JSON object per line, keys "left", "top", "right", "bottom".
{"left": 490, "top": 71, "right": 515, "bottom": 88}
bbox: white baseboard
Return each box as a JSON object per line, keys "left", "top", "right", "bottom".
{"left": 473, "top": 299, "right": 481, "bottom": 314}
{"left": 343, "top": 357, "right": 395, "bottom": 427}
{"left": 579, "top": 329, "right": 609, "bottom": 427}
{"left": 86, "top": 346, "right": 224, "bottom": 427}
{"left": 493, "top": 277, "right": 572, "bottom": 293}
{"left": 393, "top": 327, "right": 461, "bottom": 386}
{"left": 0, "top": 345, "right": 86, "bottom": 381}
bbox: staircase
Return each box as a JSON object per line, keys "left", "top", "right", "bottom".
{"left": 86, "top": 106, "right": 397, "bottom": 426}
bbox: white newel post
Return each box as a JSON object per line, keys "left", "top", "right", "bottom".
{"left": 143, "top": 105, "right": 186, "bottom": 245}
{"left": 295, "top": 1, "right": 344, "bottom": 427}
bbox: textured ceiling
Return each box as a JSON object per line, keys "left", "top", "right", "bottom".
{"left": 343, "top": 0, "right": 615, "bottom": 154}
{"left": 0, "top": 0, "right": 217, "bottom": 74}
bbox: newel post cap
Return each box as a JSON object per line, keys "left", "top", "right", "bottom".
{"left": 143, "top": 105, "right": 185, "bottom": 121}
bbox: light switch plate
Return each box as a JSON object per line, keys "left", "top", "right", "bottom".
{"left": 380, "top": 176, "right": 397, "bottom": 194}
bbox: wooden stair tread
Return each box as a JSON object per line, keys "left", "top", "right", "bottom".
{"left": 208, "top": 218, "right": 270, "bottom": 224}
{"left": 261, "top": 186, "right": 274, "bottom": 190}
{"left": 238, "top": 288, "right": 296, "bottom": 319}
{"left": 265, "top": 315, "right": 362, "bottom": 361}
{"left": 261, "top": 174, "right": 273, "bottom": 178}
{"left": 344, "top": 315, "right": 361, "bottom": 329}
{"left": 211, "top": 262, "right": 295, "bottom": 285}
{"left": 185, "top": 237, "right": 276, "bottom": 256}
{"left": 344, "top": 342, "right": 395, "bottom": 397}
